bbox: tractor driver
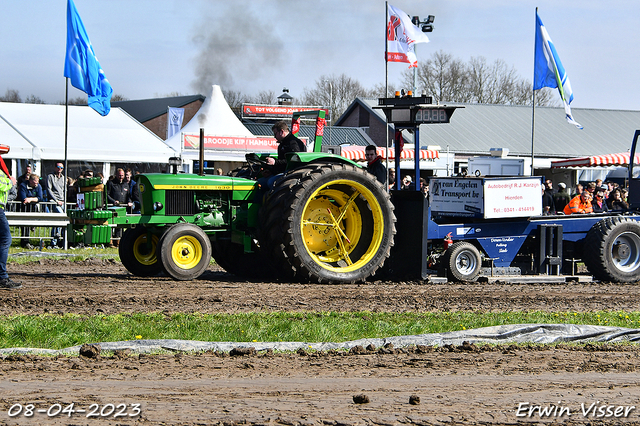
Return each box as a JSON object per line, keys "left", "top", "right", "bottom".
{"left": 255, "top": 121, "right": 305, "bottom": 202}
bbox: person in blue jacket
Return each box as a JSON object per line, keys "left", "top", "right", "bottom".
{"left": 18, "top": 174, "right": 44, "bottom": 249}
{"left": 0, "top": 156, "right": 20, "bottom": 289}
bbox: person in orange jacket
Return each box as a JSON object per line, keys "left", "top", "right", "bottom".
{"left": 563, "top": 191, "right": 593, "bottom": 215}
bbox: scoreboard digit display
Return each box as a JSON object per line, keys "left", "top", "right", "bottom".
{"left": 415, "top": 108, "right": 450, "bottom": 123}
{"left": 375, "top": 98, "right": 461, "bottom": 127}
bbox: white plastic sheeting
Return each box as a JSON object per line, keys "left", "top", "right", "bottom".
{"left": 2, "top": 324, "right": 639, "bottom": 356}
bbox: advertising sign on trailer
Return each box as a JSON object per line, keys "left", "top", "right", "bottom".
{"left": 483, "top": 178, "right": 542, "bottom": 218}
{"left": 430, "top": 177, "right": 542, "bottom": 219}
{"left": 430, "top": 178, "right": 484, "bottom": 218}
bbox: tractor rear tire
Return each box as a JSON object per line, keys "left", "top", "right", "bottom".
{"left": 260, "top": 163, "right": 396, "bottom": 283}
{"left": 443, "top": 241, "right": 482, "bottom": 282}
{"left": 583, "top": 217, "right": 640, "bottom": 282}
{"left": 157, "top": 223, "right": 212, "bottom": 281}
{"left": 119, "top": 225, "right": 162, "bottom": 277}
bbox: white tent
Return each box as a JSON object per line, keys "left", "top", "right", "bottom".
{"left": 165, "top": 85, "right": 258, "bottom": 167}
{"left": 0, "top": 114, "right": 34, "bottom": 160}
{"left": 0, "top": 101, "right": 178, "bottom": 177}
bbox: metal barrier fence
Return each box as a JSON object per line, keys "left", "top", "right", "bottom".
{"left": 5, "top": 201, "right": 71, "bottom": 248}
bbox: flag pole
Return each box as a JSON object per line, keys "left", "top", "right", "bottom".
{"left": 384, "top": 1, "right": 390, "bottom": 191}
{"left": 63, "top": 77, "right": 69, "bottom": 249}
{"left": 530, "top": 7, "right": 537, "bottom": 177}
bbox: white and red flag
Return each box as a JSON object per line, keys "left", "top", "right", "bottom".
{"left": 386, "top": 4, "right": 430, "bottom": 67}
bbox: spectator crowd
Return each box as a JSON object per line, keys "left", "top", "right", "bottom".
{"left": 542, "top": 178, "right": 629, "bottom": 215}
{"left": 8, "top": 162, "right": 143, "bottom": 249}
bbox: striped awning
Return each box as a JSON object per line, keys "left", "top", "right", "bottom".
{"left": 551, "top": 152, "right": 640, "bottom": 168}
{"left": 340, "top": 146, "right": 439, "bottom": 161}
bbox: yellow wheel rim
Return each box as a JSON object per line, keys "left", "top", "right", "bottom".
{"left": 170, "top": 235, "right": 203, "bottom": 270}
{"left": 133, "top": 233, "right": 158, "bottom": 266}
{"left": 300, "top": 179, "right": 384, "bottom": 273}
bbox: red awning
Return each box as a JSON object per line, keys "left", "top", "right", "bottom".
{"left": 340, "top": 146, "right": 439, "bottom": 161}
{"left": 551, "top": 152, "right": 640, "bottom": 168}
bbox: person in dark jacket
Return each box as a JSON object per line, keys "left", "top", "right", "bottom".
{"left": 609, "top": 188, "right": 629, "bottom": 210}
{"left": 592, "top": 187, "right": 609, "bottom": 213}
{"left": 365, "top": 145, "right": 386, "bottom": 185}
{"left": 542, "top": 179, "right": 555, "bottom": 215}
{"left": 16, "top": 163, "right": 32, "bottom": 187}
{"left": 107, "top": 168, "right": 132, "bottom": 208}
{"left": 255, "top": 121, "right": 305, "bottom": 202}
{"left": 553, "top": 182, "right": 571, "bottom": 213}
{"left": 106, "top": 168, "right": 132, "bottom": 247}
{"left": 266, "top": 121, "right": 306, "bottom": 174}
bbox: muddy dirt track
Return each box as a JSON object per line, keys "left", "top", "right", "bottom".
{"left": 2, "top": 259, "right": 640, "bottom": 425}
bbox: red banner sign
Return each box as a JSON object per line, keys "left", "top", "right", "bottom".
{"left": 183, "top": 135, "right": 278, "bottom": 152}
{"left": 242, "top": 104, "right": 329, "bottom": 119}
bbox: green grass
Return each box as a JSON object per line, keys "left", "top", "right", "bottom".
{"left": 0, "top": 311, "right": 638, "bottom": 350}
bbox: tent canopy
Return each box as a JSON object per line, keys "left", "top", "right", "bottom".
{"left": 165, "top": 85, "right": 253, "bottom": 153}
{"left": 551, "top": 152, "right": 640, "bottom": 168}
{"left": 0, "top": 102, "right": 176, "bottom": 163}
{"left": 340, "top": 145, "right": 439, "bottom": 161}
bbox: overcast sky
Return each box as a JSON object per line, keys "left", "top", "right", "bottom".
{"left": 2, "top": 0, "right": 639, "bottom": 110}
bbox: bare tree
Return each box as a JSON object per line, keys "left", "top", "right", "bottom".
{"left": 222, "top": 89, "right": 250, "bottom": 109}
{"left": 110, "top": 93, "right": 128, "bottom": 102}
{"left": 157, "top": 91, "right": 186, "bottom": 98}
{"left": 368, "top": 82, "right": 400, "bottom": 98}
{"left": 66, "top": 96, "right": 88, "bottom": 105}
{"left": 400, "top": 50, "right": 557, "bottom": 106}
{"left": 23, "top": 95, "right": 45, "bottom": 104}
{"left": 0, "top": 89, "right": 21, "bottom": 103}
{"left": 301, "top": 74, "right": 370, "bottom": 124}
{"left": 402, "top": 51, "right": 469, "bottom": 103}
{"left": 249, "top": 90, "right": 277, "bottom": 106}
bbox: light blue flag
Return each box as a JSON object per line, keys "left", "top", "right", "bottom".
{"left": 533, "top": 11, "right": 582, "bottom": 129}
{"left": 63, "top": 0, "right": 113, "bottom": 116}
{"left": 167, "top": 107, "right": 185, "bottom": 139}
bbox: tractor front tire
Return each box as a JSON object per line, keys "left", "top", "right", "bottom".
{"left": 119, "top": 225, "right": 162, "bottom": 277}
{"left": 261, "top": 163, "right": 395, "bottom": 283}
{"left": 583, "top": 217, "right": 640, "bottom": 282}
{"left": 157, "top": 223, "right": 212, "bottom": 281}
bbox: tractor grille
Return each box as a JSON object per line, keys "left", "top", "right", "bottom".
{"left": 165, "top": 190, "right": 196, "bottom": 216}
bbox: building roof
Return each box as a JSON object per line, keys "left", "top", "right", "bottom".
{"left": 342, "top": 97, "right": 640, "bottom": 159}
{"left": 112, "top": 94, "right": 205, "bottom": 123}
{"left": 244, "top": 123, "right": 373, "bottom": 147}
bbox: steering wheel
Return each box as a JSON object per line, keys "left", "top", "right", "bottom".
{"left": 245, "top": 153, "right": 273, "bottom": 174}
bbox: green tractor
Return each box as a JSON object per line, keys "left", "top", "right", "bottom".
{"left": 117, "top": 111, "right": 396, "bottom": 283}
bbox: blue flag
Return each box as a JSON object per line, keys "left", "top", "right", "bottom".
{"left": 533, "top": 11, "right": 582, "bottom": 129}
{"left": 167, "top": 107, "right": 185, "bottom": 139}
{"left": 64, "top": 0, "right": 113, "bottom": 116}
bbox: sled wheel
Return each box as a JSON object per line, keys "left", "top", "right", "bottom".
{"left": 444, "top": 241, "right": 482, "bottom": 282}
{"left": 157, "top": 223, "right": 212, "bottom": 280}
{"left": 119, "top": 225, "right": 162, "bottom": 277}
{"left": 262, "top": 163, "right": 395, "bottom": 283}
{"left": 583, "top": 217, "right": 640, "bottom": 282}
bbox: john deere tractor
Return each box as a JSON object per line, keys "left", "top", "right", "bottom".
{"left": 116, "top": 111, "right": 396, "bottom": 283}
